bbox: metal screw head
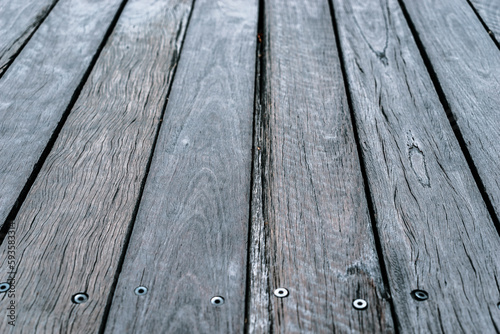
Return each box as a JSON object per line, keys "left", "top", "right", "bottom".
{"left": 353, "top": 299, "right": 368, "bottom": 310}
{"left": 411, "top": 290, "right": 429, "bottom": 301}
{"left": 72, "top": 293, "right": 89, "bottom": 304}
{"left": 210, "top": 296, "right": 225, "bottom": 306}
{"left": 0, "top": 282, "right": 10, "bottom": 293}
{"left": 274, "top": 288, "right": 289, "bottom": 298}
{"left": 134, "top": 286, "right": 148, "bottom": 296}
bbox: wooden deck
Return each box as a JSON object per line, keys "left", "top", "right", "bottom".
{"left": 1, "top": 0, "right": 500, "bottom": 332}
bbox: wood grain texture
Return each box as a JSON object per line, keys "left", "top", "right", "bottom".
{"left": 0, "top": 0, "right": 124, "bottom": 231}
{"left": 246, "top": 40, "right": 272, "bottom": 333}
{"left": 400, "top": 0, "right": 500, "bottom": 230}
{"left": 0, "top": 0, "right": 58, "bottom": 77}
{"left": 0, "top": 0, "right": 192, "bottom": 332}
{"left": 468, "top": 0, "right": 500, "bottom": 39}
{"left": 103, "top": 0, "right": 257, "bottom": 332}
{"left": 332, "top": 0, "right": 500, "bottom": 332}
{"left": 262, "top": 0, "right": 393, "bottom": 332}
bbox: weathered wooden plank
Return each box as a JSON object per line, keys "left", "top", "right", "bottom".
{"left": 468, "top": 0, "right": 500, "bottom": 40}
{"left": 261, "top": 0, "right": 394, "bottom": 332}
{"left": 103, "top": 0, "right": 257, "bottom": 333}
{"left": 0, "top": 0, "right": 193, "bottom": 332}
{"left": 332, "top": 0, "right": 500, "bottom": 332}
{"left": 0, "top": 0, "right": 125, "bottom": 231}
{"left": 246, "top": 30, "right": 272, "bottom": 333}
{"left": 0, "top": 0, "right": 58, "bottom": 77}
{"left": 400, "top": 0, "right": 500, "bottom": 226}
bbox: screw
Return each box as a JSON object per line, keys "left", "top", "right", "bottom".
{"left": 134, "top": 286, "right": 148, "bottom": 296}
{"left": 353, "top": 299, "right": 368, "bottom": 310}
{"left": 411, "top": 290, "right": 429, "bottom": 301}
{"left": 72, "top": 293, "right": 89, "bottom": 304}
{"left": 0, "top": 282, "right": 10, "bottom": 293}
{"left": 211, "top": 296, "right": 225, "bottom": 306}
{"left": 274, "top": 288, "right": 289, "bottom": 298}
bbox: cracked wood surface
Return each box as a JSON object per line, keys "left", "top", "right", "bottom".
{"left": 332, "top": 0, "right": 500, "bottom": 332}
{"left": 399, "top": 0, "right": 500, "bottom": 230}
{"left": 0, "top": 0, "right": 125, "bottom": 232}
{"left": 0, "top": 0, "right": 192, "bottom": 332}
{"left": 103, "top": 0, "right": 257, "bottom": 332}
{"left": 261, "top": 0, "right": 393, "bottom": 332}
{"left": 246, "top": 35, "right": 272, "bottom": 333}
{"left": 0, "top": 0, "right": 58, "bottom": 77}
{"left": 1, "top": 0, "right": 500, "bottom": 332}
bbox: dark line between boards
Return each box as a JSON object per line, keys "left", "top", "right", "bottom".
{"left": 0, "top": 0, "right": 130, "bottom": 249}
{"left": 243, "top": 0, "right": 268, "bottom": 332}
{"left": 97, "top": 1, "right": 198, "bottom": 333}
{"left": 465, "top": 0, "right": 500, "bottom": 50}
{"left": 327, "top": 0, "right": 401, "bottom": 332}
{"left": 0, "top": 0, "right": 61, "bottom": 80}
{"left": 396, "top": 0, "right": 500, "bottom": 246}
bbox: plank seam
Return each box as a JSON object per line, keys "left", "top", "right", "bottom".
{"left": 0, "top": 0, "right": 130, "bottom": 247}
{"left": 244, "top": 0, "right": 272, "bottom": 331}
{"left": 327, "top": 0, "right": 401, "bottom": 332}
{"left": 465, "top": 0, "right": 500, "bottom": 50}
{"left": 96, "top": 1, "right": 198, "bottom": 333}
{"left": 0, "top": 0, "right": 60, "bottom": 79}
{"left": 258, "top": 0, "right": 275, "bottom": 330}
{"left": 397, "top": 0, "right": 500, "bottom": 239}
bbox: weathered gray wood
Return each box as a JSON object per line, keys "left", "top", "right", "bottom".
{"left": 262, "top": 0, "right": 393, "bottom": 332}
{"left": 0, "top": 0, "right": 193, "bottom": 332}
{"left": 0, "top": 0, "right": 125, "bottom": 231}
{"left": 0, "top": 0, "right": 58, "bottom": 76}
{"left": 246, "top": 39, "right": 272, "bottom": 333}
{"left": 468, "top": 0, "right": 500, "bottom": 39}
{"left": 332, "top": 0, "right": 500, "bottom": 332}
{"left": 400, "top": 0, "right": 500, "bottom": 228}
{"left": 103, "top": 0, "right": 257, "bottom": 333}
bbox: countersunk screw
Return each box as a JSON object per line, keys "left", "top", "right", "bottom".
{"left": 211, "top": 296, "right": 225, "bottom": 306}
{"left": 72, "top": 293, "right": 89, "bottom": 304}
{"left": 274, "top": 288, "right": 289, "bottom": 298}
{"left": 0, "top": 282, "right": 10, "bottom": 293}
{"left": 134, "top": 286, "right": 148, "bottom": 296}
{"left": 411, "top": 290, "right": 429, "bottom": 301}
{"left": 353, "top": 299, "right": 368, "bottom": 310}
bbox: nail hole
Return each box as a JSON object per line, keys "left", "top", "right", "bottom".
{"left": 353, "top": 298, "right": 368, "bottom": 310}
{"left": 72, "top": 293, "right": 89, "bottom": 304}
{"left": 274, "top": 288, "right": 289, "bottom": 298}
{"left": 497, "top": 302, "right": 500, "bottom": 310}
{"left": 411, "top": 289, "right": 429, "bottom": 301}
{"left": 0, "top": 283, "right": 10, "bottom": 293}
{"left": 134, "top": 286, "right": 148, "bottom": 296}
{"left": 210, "top": 296, "right": 224, "bottom": 306}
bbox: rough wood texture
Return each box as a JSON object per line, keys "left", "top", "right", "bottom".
{"left": 0, "top": 0, "right": 192, "bottom": 332}
{"left": 0, "top": 0, "right": 124, "bottom": 230}
{"left": 262, "top": 0, "right": 393, "bottom": 332}
{"left": 400, "top": 0, "right": 500, "bottom": 229}
{"left": 104, "top": 0, "right": 257, "bottom": 332}
{"left": 0, "top": 0, "right": 58, "bottom": 77}
{"left": 246, "top": 35, "right": 272, "bottom": 334}
{"left": 332, "top": 0, "right": 500, "bottom": 332}
{"left": 468, "top": 0, "right": 500, "bottom": 39}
